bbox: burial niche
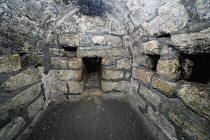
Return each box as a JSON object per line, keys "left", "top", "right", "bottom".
{"left": 183, "top": 54, "right": 210, "bottom": 84}
{"left": 82, "top": 57, "right": 102, "bottom": 89}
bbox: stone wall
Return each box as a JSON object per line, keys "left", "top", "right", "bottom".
{"left": 0, "top": 0, "right": 210, "bottom": 140}
{"left": 130, "top": 38, "right": 210, "bottom": 139}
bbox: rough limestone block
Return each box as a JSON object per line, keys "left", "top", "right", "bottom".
{"left": 133, "top": 68, "right": 155, "bottom": 84}
{"left": 50, "top": 81, "right": 68, "bottom": 100}
{"left": 59, "top": 33, "right": 90, "bottom": 47}
{"left": 101, "top": 81, "right": 130, "bottom": 92}
{"left": 111, "top": 48, "right": 131, "bottom": 57}
{"left": 139, "top": 85, "right": 161, "bottom": 107}
{"left": 50, "top": 69, "right": 83, "bottom": 81}
{"left": 102, "top": 70, "right": 124, "bottom": 80}
{"left": 2, "top": 68, "right": 43, "bottom": 92}
{"left": 68, "top": 58, "right": 83, "bottom": 69}
{"left": 0, "top": 54, "right": 21, "bottom": 73}
{"left": 133, "top": 55, "right": 153, "bottom": 68}
{"left": 116, "top": 58, "right": 131, "bottom": 70}
{"left": 77, "top": 48, "right": 110, "bottom": 58}
{"left": 176, "top": 81, "right": 210, "bottom": 121}
{"left": 48, "top": 48, "right": 65, "bottom": 56}
{"left": 0, "top": 83, "right": 41, "bottom": 110}
{"left": 144, "top": 2, "right": 189, "bottom": 36}
{"left": 77, "top": 48, "right": 131, "bottom": 58}
{"left": 157, "top": 60, "right": 182, "bottom": 80}
{"left": 171, "top": 27, "right": 210, "bottom": 54}
{"left": 102, "top": 59, "right": 115, "bottom": 66}
{"left": 152, "top": 76, "right": 176, "bottom": 97}
{"left": 51, "top": 57, "right": 68, "bottom": 69}
{"left": 0, "top": 117, "right": 25, "bottom": 140}
{"left": 0, "top": 110, "right": 9, "bottom": 126}
{"left": 169, "top": 111, "right": 209, "bottom": 140}
{"left": 27, "top": 96, "right": 44, "bottom": 118}
{"left": 130, "top": 91, "right": 146, "bottom": 113}
{"left": 68, "top": 81, "right": 84, "bottom": 94}
{"left": 139, "top": 40, "right": 160, "bottom": 55}
{"left": 147, "top": 107, "right": 177, "bottom": 140}
{"left": 92, "top": 35, "right": 122, "bottom": 47}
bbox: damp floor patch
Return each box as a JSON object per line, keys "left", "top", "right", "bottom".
{"left": 26, "top": 98, "right": 156, "bottom": 140}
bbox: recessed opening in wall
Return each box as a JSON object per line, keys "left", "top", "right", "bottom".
{"left": 62, "top": 47, "right": 77, "bottom": 57}
{"left": 148, "top": 55, "right": 160, "bottom": 71}
{"left": 154, "top": 32, "right": 171, "bottom": 38}
{"left": 82, "top": 57, "right": 102, "bottom": 89}
{"left": 183, "top": 54, "right": 210, "bottom": 84}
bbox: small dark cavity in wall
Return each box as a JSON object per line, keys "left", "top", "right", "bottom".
{"left": 148, "top": 55, "right": 161, "bottom": 71}
{"left": 63, "top": 47, "right": 77, "bottom": 57}
{"left": 183, "top": 54, "right": 210, "bottom": 84}
{"left": 82, "top": 57, "right": 102, "bottom": 73}
{"left": 154, "top": 32, "right": 171, "bottom": 38}
{"left": 82, "top": 57, "right": 102, "bottom": 89}
{"left": 63, "top": 0, "right": 107, "bottom": 17}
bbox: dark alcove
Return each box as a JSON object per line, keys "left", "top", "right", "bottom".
{"left": 62, "top": 47, "right": 77, "bottom": 57}
{"left": 82, "top": 57, "right": 102, "bottom": 89}
{"left": 148, "top": 55, "right": 161, "bottom": 71}
{"left": 184, "top": 54, "right": 210, "bottom": 84}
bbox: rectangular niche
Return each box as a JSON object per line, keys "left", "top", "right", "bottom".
{"left": 62, "top": 46, "right": 77, "bottom": 57}
{"left": 183, "top": 54, "right": 210, "bottom": 84}
{"left": 148, "top": 55, "right": 161, "bottom": 71}
{"left": 82, "top": 57, "right": 102, "bottom": 89}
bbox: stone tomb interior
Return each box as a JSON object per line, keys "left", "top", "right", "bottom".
{"left": 82, "top": 57, "right": 102, "bottom": 89}
{"left": 0, "top": 0, "right": 210, "bottom": 140}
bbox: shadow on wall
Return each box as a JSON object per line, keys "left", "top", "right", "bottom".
{"left": 62, "top": 0, "right": 108, "bottom": 16}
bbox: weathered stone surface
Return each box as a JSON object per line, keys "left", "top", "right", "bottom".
{"left": 2, "top": 68, "right": 43, "bottom": 92}
{"left": 59, "top": 33, "right": 90, "bottom": 47}
{"left": 182, "top": 58, "right": 193, "bottom": 79}
{"left": 48, "top": 48, "right": 65, "bottom": 56}
{"left": 27, "top": 96, "right": 44, "bottom": 118}
{"left": 133, "top": 55, "right": 153, "bottom": 68}
{"left": 101, "top": 81, "right": 131, "bottom": 92}
{"left": 0, "top": 110, "right": 9, "bottom": 126}
{"left": 152, "top": 76, "right": 176, "bottom": 97}
{"left": 102, "top": 70, "right": 124, "bottom": 80}
{"left": 77, "top": 48, "right": 111, "bottom": 58}
{"left": 0, "top": 117, "right": 25, "bottom": 140}
{"left": 139, "top": 85, "right": 161, "bottom": 107}
{"left": 50, "top": 69, "right": 83, "bottom": 81}
{"left": 77, "top": 48, "right": 130, "bottom": 58}
{"left": 0, "top": 83, "right": 41, "bottom": 110}
{"left": 68, "top": 81, "right": 84, "bottom": 94}
{"left": 143, "top": 2, "right": 189, "bottom": 35}
{"left": 0, "top": 54, "right": 21, "bottom": 73}
{"left": 171, "top": 28, "right": 210, "bottom": 54}
{"left": 157, "top": 60, "right": 182, "bottom": 80}
{"left": 92, "top": 35, "right": 122, "bottom": 47}
{"left": 51, "top": 57, "right": 68, "bottom": 69}
{"left": 101, "top": 59, "right": 115, "bottom": 66}
{"left": 169, "top": 111, "right": 210, "bottom": 140}
{"left": 196, "top": 0, "right": 210, "bottom": 20}
{"left": 133, "top": 68, "right": 155, "bottom": 84}
{"left": 147, "top": 107, "right": 177, "bottom": 140}
{"left": 176, "top": 81, "right": 210, "bottom": 121}
{"left": 139, "top": 40, "right": 160, "bottom": 55}
{"left": 68, "top": 58, "right": 83, "bottom": 69}
{"left": 116, "top": 58, "right": 131, "bottom": 70}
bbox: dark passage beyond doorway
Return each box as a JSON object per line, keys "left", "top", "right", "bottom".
{"left": 83, "top": 57, "right": 102, "bottom": 89}
{"left": 26, "top": 98, "right": 155, "bottom": 140}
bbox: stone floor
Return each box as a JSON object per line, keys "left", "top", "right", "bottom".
{"left": 26, "top": 97, "right": 156, "bottom": 140}
{"left": 84, "top": 72, "right": 101, "bottom": 89}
